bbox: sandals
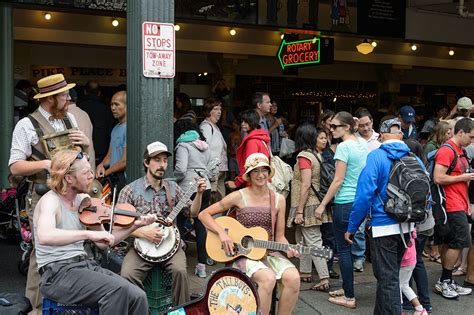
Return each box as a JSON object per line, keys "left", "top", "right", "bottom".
{"left": 328, "top": 295, "right": 356, "bottom": 309}
{"left": 328, "top": 288, "right": 345, "bottom": 297}
{"left": 311, "top": 280, "right": 330, "bottom": 292}
{"left": 300, "top": 273, "right": 313, "bottom": 283}
{"left": 453, "top": 267, "right": 467, "bottom": 276}
{"left": 429, "top": 254, "right": 442, "bottom": 264}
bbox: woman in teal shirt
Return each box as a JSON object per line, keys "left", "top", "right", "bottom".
{"left": 315, "top": 111, "right": 368, "bottom": 309}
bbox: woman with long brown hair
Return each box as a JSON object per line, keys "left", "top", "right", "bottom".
{"left": 314, "top": 111, "right": 369, "bottom": 309}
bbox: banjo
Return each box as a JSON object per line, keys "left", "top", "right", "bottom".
{"left": 134, "top": 159, "right": 220, "bottom": 263}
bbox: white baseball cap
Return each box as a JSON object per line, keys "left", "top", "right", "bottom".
{"left": 457, "top": 97, "right": 473, "bottom": 110}
{"left": 146, "top": 141, "right": 171, "bottom": 157}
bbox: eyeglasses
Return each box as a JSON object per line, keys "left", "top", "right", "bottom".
{"left": 250, "top": 168, "right": 270, "bottom": 175}
{"left": 329, "top": 124, "right": 346, "bottom": 130}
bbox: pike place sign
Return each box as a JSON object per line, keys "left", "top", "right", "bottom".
{"left": 277, "top": 38, "right": 321, "bottom": 69}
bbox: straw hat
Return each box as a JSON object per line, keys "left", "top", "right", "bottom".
{"left": 33, "top": 74, "right": 76, "bottom": 99}
{"left": 242, "top": 153, "right": 275, "bottom": 182}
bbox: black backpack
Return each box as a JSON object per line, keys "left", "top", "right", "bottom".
{"left": 380, "top": 152, "right": 431, "bottom": 223}
{"left": 309, "top": 151, "right": 335, "bottom": 202}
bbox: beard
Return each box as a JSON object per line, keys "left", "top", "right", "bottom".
{"left": 51, "top": 97, "right": 68, "bottom": 119}
{"left": 150, "top": 169, "right": 165, "bottom": 180}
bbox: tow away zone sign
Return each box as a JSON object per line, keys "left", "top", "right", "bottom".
{"left": 142, "top": 22, "right": 175, "bottom": 78}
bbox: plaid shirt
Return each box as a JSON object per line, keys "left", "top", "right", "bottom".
{"left": 117, "top": 176, "right": 191, "bottom": 218}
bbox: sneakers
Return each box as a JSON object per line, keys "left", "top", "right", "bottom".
{"left": 434, "top": 279, "right": 459, "bottom": 299}
{"left": 450, "top": 280, "right": 472, "bottom": 296}
{"left": 353, "top": 259, "right": 364, "bottom": 272}
{"left": 195, "top": 263, "right": 207, "bottom": 278}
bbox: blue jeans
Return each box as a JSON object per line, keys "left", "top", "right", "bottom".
{"left": 351, "top": 219, "right": 366, "bottom": 263}
{"left": 333, "top": 203, "right": 354, "bottom": 298}
{"left": 370, "top": 232, "right": 409, "bottom": 315}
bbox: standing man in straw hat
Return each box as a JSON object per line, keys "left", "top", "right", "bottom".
{"left": 9, "top": 73, "right": 91, "bottom": 314}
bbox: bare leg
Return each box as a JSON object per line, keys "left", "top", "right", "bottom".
{"left": 252, "top": 269, "right": 276, "bottom": 315}
{"left": 465, "top": 247, "right": 474, "bottom": 284}
{"left": 278, "top": 267, "right": 300, "bottom": 315}
{"left": 442, "top": 248, "right": 462, "bottom": 270}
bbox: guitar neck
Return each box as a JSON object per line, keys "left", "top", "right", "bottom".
{"left": 166, "top": 182, "right": 198, "bottom": 222}
{"left": 253, "top": 240, "right": 310, "bottom": 255}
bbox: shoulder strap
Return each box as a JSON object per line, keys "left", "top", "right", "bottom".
{"left": 269, "top": 190, "right": 277, "bottom": 238}
{"left": 441, "top": 143, "right": 459, "bottom": 174}
{"left": 238, "top": 189, "right": 248, "bottom": 207}
{"left": 62, "top": 115, "right": 74, "bottom": 129}
{"left": 261, "top": 140, "right": 273, "bottom": 157}
{"left": 28, "top": 114, "right": 44, "bottom": 138}
{"left": 162, "top": 181, "right": 174, "bottom": 208}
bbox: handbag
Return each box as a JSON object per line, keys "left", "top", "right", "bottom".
{"left": 262, "top": 141, "right": 293, "bottom": 197}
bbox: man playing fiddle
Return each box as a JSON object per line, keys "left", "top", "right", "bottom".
{"left": 34, "top": 150, "right": 156, "bottom": 314}
{"left": 118, "top": 141, "right": 207, "bottom": 306}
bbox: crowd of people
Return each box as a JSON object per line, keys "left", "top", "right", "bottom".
{"left": 4, "top": 73, "right": 474, "bottom": 315}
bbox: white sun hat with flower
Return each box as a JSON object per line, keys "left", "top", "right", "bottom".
{"left": 242, "top": 153, "right": 275, "bottom": 182}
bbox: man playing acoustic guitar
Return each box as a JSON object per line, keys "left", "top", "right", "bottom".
{"left": 34, "top": 150, "right": 157, "bottom": 314}
{"left": 118, "top": 141, "right": 207, "bottom": 306}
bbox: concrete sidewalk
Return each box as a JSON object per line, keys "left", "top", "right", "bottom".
{"left": 185, "top": 241, "right": 473, "bottom": 315}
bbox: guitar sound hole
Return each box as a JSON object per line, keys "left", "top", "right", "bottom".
{"left": 241, "top": 236, "right": 254, "bottom": 250}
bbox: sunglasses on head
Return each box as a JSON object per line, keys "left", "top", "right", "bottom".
{"left": 329, "top": 124, "right": 346, "bottom": 130}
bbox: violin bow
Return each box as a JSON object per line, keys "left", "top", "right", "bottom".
{"left": 107, "top": 186, "right": 117, "bottom": 260}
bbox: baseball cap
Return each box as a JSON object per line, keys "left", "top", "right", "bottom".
{"left": 399, "top": 105, "right": 416, "bottom": 123}
{"left": 457, "top": 97, "right": 473, "bottom": 110}
{"left": 146, "top": 141, "right": 171, "bottom": 157}
{"left": 380, "top": 118, "right": 402, "bottom": 134}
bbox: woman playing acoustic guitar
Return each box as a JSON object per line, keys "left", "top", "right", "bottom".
{"left": 199, "top": 153, "right": 300, "bottom": 315}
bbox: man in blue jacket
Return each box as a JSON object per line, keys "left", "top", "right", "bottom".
{"left": 345, "top": 118, "right": 415, "bottom": 315}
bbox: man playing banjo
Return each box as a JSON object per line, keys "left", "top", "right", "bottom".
{"left": 118, "top": 141, "right": 207, "bottom": 306}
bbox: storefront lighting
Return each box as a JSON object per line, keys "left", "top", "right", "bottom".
{"left": 356, "top": 39, "right": 374, "bottom": 55}
{"left": 411, "top": 44, "right": 417, "bottom": 51}
{"left": 112, "top": 19, "right": 119, "bottom": 27}
{"left": 229, "top": 28, "right": 237, "bottom": 36}
{"left": 174, "top": 24, "right": 180, "bottom": 31}
{"left": 280, "top": 33, "right": 285, "bottom": 40}
{"left": 449, "top": 49, "right": 455, "bottom": 56}
{"left": 203, "top": 72, "right": 208, "bottom": 76}
{"left": 44, "top": 13, "right": 52, "bottom": 20}
{"left": 198, "top": 73, "right": 202, "bottom": 77}
{"left": 333, "top": 96, "right": 337, "bottom": 102}
{"left": 371, "top": 41, "right": 377, "bottom": 47}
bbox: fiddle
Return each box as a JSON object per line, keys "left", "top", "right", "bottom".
{"left": 79, "top": 198, "right": 144, "bottom": 228}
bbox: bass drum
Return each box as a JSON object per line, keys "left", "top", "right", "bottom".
{"left": 134, "top": 223, "right": 181, "bottom": 263}
{"left": 167, "top": 267, "right": 260, "bottom": 315}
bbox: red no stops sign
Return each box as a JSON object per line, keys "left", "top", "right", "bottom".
{"left": 142, "top": 22, "right": 175, "bottom": 78}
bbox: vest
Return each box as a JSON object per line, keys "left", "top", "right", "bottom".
{"left": 27, "top": 110, "right": 76, "bottom": 184}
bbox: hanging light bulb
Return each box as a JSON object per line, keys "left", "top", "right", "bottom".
{"left": 371, "top": 41, "right": 377, "bottom": 47}
{"left": 356, "top": 39, "right": 374, "bottom": 55}
{"left": 229, "top": 28, "right": 237, "bottom": 36}
{"left": 411, "top": 44, "right": 417, "bottom": 51}
{"left": 174, "top": 24, "right": 180, "bottom": 31}
{"left": 449, "top": 49, "right": 455, "bottom": 56}
{"left": 280, "top": 33, "right": 285, "bottom": 40}
{"left": 44, "top": 13, "right": 52, "bottom": 20}
{"left": 112, "top": 19, "right": 119, "bottom": 27}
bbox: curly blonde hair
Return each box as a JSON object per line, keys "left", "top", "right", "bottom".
{"left": 47, "top": 150, "right": 82, "bottom": 195}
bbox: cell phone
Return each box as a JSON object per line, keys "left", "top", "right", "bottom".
{"left": 0, "top": 297, "right": 12, "bottom": 306}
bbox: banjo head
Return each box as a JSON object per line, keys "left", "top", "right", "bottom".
{"left": 134, "top": 223, "right": 181, "bottom": 263}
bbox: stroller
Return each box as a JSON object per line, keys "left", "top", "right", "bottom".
{"left": 0, "top": 177, "right": 32, "bottom": 275}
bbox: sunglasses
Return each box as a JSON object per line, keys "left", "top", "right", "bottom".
{"left": 329, "top": 124, "right": 346, "bottom": 130}
{"left": 68, "top": 151, "right": 88, "bottom": 169}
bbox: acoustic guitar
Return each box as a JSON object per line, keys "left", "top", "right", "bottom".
{"left": 206, "top": 216, "right": 333, "bottom": 263}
